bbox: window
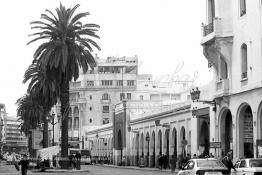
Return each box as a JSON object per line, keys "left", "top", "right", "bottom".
{"left": 120, "top": 93, "right": 125, "bottom": 100}
{"left": 89, "top": 95, "right": 92, "bottom": 100}
{"left": 103, "top": 118, "right": 109, "bottom": 125}
{"left": 87, "top": 81, "right": 94, "bottom": 86}
{"left": 241, "top": 44, "right": 248, "bottom": 79}
{"left": 139, "top": 95, "right": 144, "bottom": 100}
{"left": 219, "top": 57, "right": 228, "bottom": 79}
{"left": 68, "top": 118, "right": 72, "bottom": 129}
{"left": 74, "top": 117, "right": 79, "bottom": 129}
{"left": 127, "top": 93, "right": 132, "bottom": 100}
{"left": 102, "top": 106, "right": 109, "bottom": 113}
{"left": 240, "top": 0, "right": 246, "bottom": 16}
{"left": 127, "top": 80, "right": 135, "bottom": 86}
{"left": 116, "top": 80, "right": 123, "bottom": 86}
{"left": 102, "top": 93, "right": 110, "bottom": 100}
{"left": 89, "top": 118, "right": 92, "bottom": 123}
{"left": 89, "top": 107, "right": 92, "bottom": 111}
{"left": 101, "top": 80, "right": 113, "bottom": 86}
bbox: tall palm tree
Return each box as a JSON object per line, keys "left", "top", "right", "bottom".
{"left": 28, "top": 3, "right": 100, "bottom": 168}
{"left": 23, "top": 63, "right": 59, "bottom": 148}
{"left": 16, "top": 93, "right": 44, "bottom": 156}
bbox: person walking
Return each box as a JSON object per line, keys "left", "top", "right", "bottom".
{"left": 18, "top": 154, "right": 29, "bottom": 175}
{"left": 222, "top": 152, "right": 236, "bottom": 173}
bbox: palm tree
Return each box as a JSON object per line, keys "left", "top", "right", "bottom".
{"left": 23, "top": 63, "right": 59, "bottom": 148}
{"left": 16, "top": 93, "right": 44, "bottom": 156}
{"left": 28, "top": 3, "right": 100, "bottom": 168}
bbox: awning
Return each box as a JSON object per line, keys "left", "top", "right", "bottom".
{"left": 37, "top": 146, "right": 60, "bottom": 161}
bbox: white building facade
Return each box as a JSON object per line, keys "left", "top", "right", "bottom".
{"left": 202, "top": 0, "right": 262, "bottom": 160}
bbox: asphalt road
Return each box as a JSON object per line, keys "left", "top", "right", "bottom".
{"left": 0, "top": 164, "right": 173, "bottom": 175}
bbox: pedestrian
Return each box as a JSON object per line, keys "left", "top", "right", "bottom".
{"left": 18, "top": 154, "right": 29, "bottom": 175}
{"left": 222, "top": 152, "right": 236, "bottom": 173}
{"left": 170, "top": 154, "right": 177, "bottom": 173}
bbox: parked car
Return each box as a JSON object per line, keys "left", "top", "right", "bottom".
{"left": 177, "top": 158, "right": 229, "bottom": 175}
{"left": 81, "top": 155, "right": 91, "bottom": 165}
{"left": 232, "top": 158, "right": 262, "bottom": 175}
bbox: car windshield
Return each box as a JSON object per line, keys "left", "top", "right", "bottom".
{"left": 197, "top": 160, "right": 225, "bottom": 168}
{"left": 249, "top": 160, "right": 262, "bottom": 167}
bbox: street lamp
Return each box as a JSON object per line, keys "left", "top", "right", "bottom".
{"left": 50, "top": 112, "right": 57, "bottom": 146}
{"left": 190, "top": 87, "right": 216, "bottom": 117}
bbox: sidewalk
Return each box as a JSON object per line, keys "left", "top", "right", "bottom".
{"left": 95, "top": 163, "right": 179, "bottom": 173}
{"left": 31, "top": 168, "right": 89, "bottom": 173}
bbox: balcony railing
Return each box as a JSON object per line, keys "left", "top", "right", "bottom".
{"left": 203, "top": 22, "right": 214, "bottom": 36}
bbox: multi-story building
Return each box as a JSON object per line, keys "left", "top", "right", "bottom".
{"left": 201, "top": 0, "right": 262, "bottom": 160}
{"left": 0, "top": 103, "right": 6, "bottom": 154}
{"left": 56, "top": 55, "right": 193, "bottom": 149}
{"left": 2, "top": 116, "right": 28, "bottom": 154}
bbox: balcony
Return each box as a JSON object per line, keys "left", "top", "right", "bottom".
{"left": 215, "top": 79, "right": 229, "bottom": 97}
{"left": 201, "top": 17, "right": 233, "bottom": 45}
{"left": 203, "top": 22, "right": 214, "bottom": 36}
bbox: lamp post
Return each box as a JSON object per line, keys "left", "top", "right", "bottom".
{"left": 190, "top": 87, "right": 217, "bottom": 117}
{"left": 50, "top": 112, "right": 57, "bottom": 146}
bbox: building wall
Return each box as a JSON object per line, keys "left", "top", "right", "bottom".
{"left": 202, "top": 0, "right": 262, "bottom": 160}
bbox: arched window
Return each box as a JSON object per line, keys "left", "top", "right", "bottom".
{"left": 241, "top": 44, "right": 248, "bottom": 79}
{"left": 102, "top": 93, "right": 110, "bottom": 100}
{"left": 240, "top": 0, "right": 246, "bottom": 17}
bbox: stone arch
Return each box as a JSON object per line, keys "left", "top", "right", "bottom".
{"left": 218, "top": 107, "right": 233, "bottom": 157}
{"left": 150, "top": 131, "right": 156, "bottom": 167}
{"left": 237, "top": 103, "right": 254, "bottom": 158}
{"left": 140, "top": 132, "right": 144, "bottom": 156}
{"left": 163, "top": 129, "right": 170, "bottom": 155}
{"left": 199, "top": 121, "right": 209, "bottom": 156}
{"left": 171, "top": 127, "right": 177, "bottom": 156}
{"left": 157, "top": 129, "right": 162, "bottom": 155}
{"left": 257, "top": 102, "right": 262, "bottom": 140}
{"left": 180, "top": 126, "right": 186, "bottom": 157}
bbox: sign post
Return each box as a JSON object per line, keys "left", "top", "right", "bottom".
{"left": 209, "top": 142, "right": 221, "bottom": 158}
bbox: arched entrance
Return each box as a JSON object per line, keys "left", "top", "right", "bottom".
{"left": 157, "top": 130, "right": 162, "bottom": 155}
{"left": 145, "top": 132, "right": 150, "bottom": 167}
{"left": 180, "top": 127, "right": 186, "bottom": 157}
{"left": 164, "top": 129, "right": 170, "bottom": 156}
{"left": 150, "top": 131, "right": 156, "bottom": 167}
{"left": 135, "top": 134, "right": 139, "bottom": 166}
{"left": 238, "top": 104, "right": 254, "bottom": 158}
{"left": 140, "top": 133, "right": 144, "bottom": 157}
{"left": 220, "top": 109, "right": 233, "bottom": 157}
{"left": 199, "top": 121, "right": 209, "bottom": 157}
{"left": 172, "top": 128, "right": 177, "bottom": 157}
{"left": 117, "top": 129, "right": 123, "bottom": 163}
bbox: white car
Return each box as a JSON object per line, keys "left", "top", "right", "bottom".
{"left": 232, "top": 158, "right": 262, "bottom": 175}
{"left": 81, "top": 156, "right": 91, "bottom": 165}
{"left": 177, "top": 158, "right": 229, "bottom": 175}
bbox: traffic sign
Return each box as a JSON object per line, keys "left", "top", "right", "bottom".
{"left": 210, "top": 142, "right": 221, "bottom": 148}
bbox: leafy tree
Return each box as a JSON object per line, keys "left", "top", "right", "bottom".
{"left": 28, "top": 3, "right": 100, "bottom": 168}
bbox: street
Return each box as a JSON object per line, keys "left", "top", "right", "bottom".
{"left": 0, "top": 164, "right": 173, "bottom": 175}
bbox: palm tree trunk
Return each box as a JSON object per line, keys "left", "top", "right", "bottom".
{"left": 43, "top": 112, "right": 49, "bottom": 148}
{"left": 60, "top": 76, "right": 69, "bottom": 169}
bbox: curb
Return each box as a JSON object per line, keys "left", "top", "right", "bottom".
{"left": 94, "top": 164, "right": 178, "bottom": 173}
{"left": 31, "top": 169, "right": 89, "bottom": 173}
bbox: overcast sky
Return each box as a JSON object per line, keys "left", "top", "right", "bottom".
{"left": 0, "top": 0, "right": 212, "bottom": 115}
